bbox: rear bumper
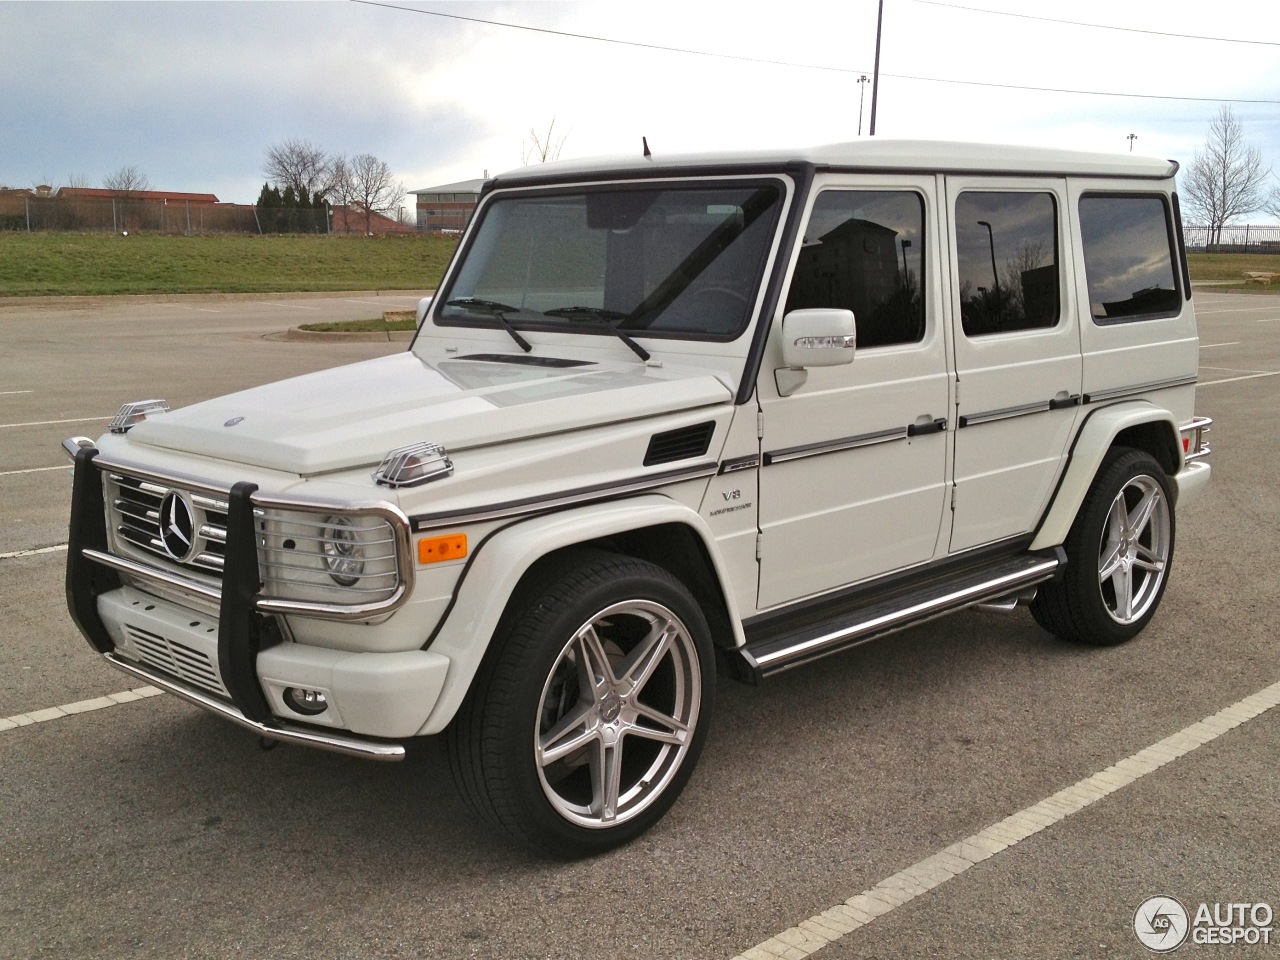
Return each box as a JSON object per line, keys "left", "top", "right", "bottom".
{"left": 1174, "top": 460, "right": 1211, "bottom": 508}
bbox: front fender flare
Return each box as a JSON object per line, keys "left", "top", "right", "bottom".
{"left": 418, "top": 494, "right": 744, "bottom": 734}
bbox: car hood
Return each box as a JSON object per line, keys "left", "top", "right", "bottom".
{"left": 126, "top": 352, "right": 733, "bottom": 475}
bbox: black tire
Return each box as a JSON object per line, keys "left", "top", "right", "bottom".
{"left": 1031, "top": 448, "right": 1175, "bottom": 645}
{"left": 444, "top": 550, "right": 715, "bottom": 857}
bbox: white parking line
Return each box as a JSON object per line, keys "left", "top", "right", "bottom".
{"left": 0, "top": 685, "right": 165, "bottom": 732}
{"left": 0, "top": 544, "right": 67, "bottom": 560}
{"left": 1198, "top": 342, "right": 1240, "bottom": 349}
{"left": 1196, "top": 305, "right": 1279, "bottom": 314}
{"left": 1199, "top": 371, "right": 1280, "bottom": 387}
{"left": 0, "top": 416, "right": 108, "bottom": 429}
{"left": 730, "top": 679, "right": 1280, "bottom": 960}
{"left": 0, "top": 390, "right": 35, "bottom": 396}
{"left": 1259, "top": 317, "right": 1280, "bottom": 323}
{"left": 0, "top": 465, "right": 70, "bottom": 478}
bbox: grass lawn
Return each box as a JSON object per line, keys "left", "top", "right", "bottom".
{"left": 300, "top": 316, "right": 418, "bottom": 333}
{"left": 2, "top": 233, "right": 1277, "bottom": 299}
{"left": 0, "top": 233, "right": 459, "bottom": 297}
{"left": 1185, "top": 252, "right": 1280, "bottom": 290}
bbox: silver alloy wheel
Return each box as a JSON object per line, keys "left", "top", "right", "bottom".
{"left": 1096, "top": 474, "right": 1171, "bottom": 625}
{"left": 534, "top": 599, "right": 701, "bottom": 830}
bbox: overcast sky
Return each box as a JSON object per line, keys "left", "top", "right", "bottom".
{"left": 3, "top": 0, "right": 1279, "bottom": 215}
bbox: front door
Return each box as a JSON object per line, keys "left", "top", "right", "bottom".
{"left": 756, "top": 176, "right": 950, "bottom": 609}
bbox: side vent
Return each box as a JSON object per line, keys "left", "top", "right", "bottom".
{"left": 644, "top": 422, "right": 715, "bottom": 467}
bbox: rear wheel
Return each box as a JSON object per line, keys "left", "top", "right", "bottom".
{"left": 444, "top": 551, "right": 714, "bottom": 857}
{"left": 1031, "top": 448, "right": 1175, "bottom": 645}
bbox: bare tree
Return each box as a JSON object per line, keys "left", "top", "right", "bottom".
{"left": 1267, "top": 176, "right": 1280, "bottom": 223}
{"left": 326, "top": 154, "right": 354, "bottom": 233}
{"left": 263, "top": 138, "right": 332, "bottom": 201}
{"left": 345, "top": 153, "right": 404, "bottom": 234}
{"left": 522, "top": 118, "right": 567, "bottom": 165}
{"left": 1182, "top": 106, "right": 1270, "bottom": 245}
{"left": 103, "top": 165, "right": 152, "bottom": 198}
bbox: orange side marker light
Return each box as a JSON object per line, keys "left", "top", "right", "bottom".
{"left": 418, "top": 533, "right": 468, "bottom": 565}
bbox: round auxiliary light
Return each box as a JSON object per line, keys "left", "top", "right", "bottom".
{"left": 319, "top": 515, "right": 364, "bottom": 586}
{"left": 284, "top": 687, "right": 328, "bottom": 717}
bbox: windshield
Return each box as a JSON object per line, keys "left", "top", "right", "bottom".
{"left": 435, "top": 180, "right": 785, "bottom": 343}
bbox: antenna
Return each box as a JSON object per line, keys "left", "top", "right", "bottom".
{"left": 642, "top": 136, "right": 652, "bottom": 159}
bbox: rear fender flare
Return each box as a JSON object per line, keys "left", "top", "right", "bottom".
{"left": 1030, "top": 401, "right": 1180, "bottom": 551}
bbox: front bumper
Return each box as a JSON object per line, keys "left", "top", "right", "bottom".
{"left": 65, "top": 445, "right": 441, "bottom": 762}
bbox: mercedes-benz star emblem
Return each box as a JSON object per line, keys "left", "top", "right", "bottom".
{"left": 159, "top": 491, "right": 197, "bottom": 562}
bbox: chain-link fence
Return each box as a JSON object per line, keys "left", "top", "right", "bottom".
{"left": 1184, "top": 223, "right": 1280, "bottom": 253}
{"left": 0, "top": 195, "right": 329, "bottom": 234}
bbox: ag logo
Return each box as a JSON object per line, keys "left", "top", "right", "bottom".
{"left": 159, "top": 491, "right": 197, "bottom": 563}
{"left": 1134, "top": 896, "right": 1189, "bottom": 952}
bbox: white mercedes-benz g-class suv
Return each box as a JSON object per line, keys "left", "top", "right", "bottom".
{"left": 65, "top": 140, "right": 1212, "bottom": 856}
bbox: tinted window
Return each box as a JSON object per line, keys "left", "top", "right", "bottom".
{"left": 784, "top": 190, "right": 924, "bottom": 347}
{"left": 955, "top": 192, "right": 1059, "bottom": 337}
{"left": 1079, "top": 195, "right": 1179, "bottom": 322}
{"left": 437, "top": 182, "right": 783, "bottom": 342}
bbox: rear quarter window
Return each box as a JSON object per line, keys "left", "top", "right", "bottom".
{"left": 1078, "top": 194, "right": 1180, "bottom": 323}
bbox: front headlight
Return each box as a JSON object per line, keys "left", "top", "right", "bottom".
{"left": 257, "top": 508, "right": 403, "bottom": 608}
{"left": 320, "top": 515, "right": 365, "bottom": 586}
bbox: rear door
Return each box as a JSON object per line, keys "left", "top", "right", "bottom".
{"left": 944, "top": 177, "right": 1083, "bottom": 553}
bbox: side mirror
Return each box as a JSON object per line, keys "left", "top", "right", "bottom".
{"left": 781, "top": 308, "right": 857, "bottom": 368}
{"left": 416, "top": 296, "right": 433, "bottom": 327}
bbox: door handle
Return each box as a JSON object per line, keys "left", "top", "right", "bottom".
{"left": 907, "top": 417, "right": 948, "bottom": 437}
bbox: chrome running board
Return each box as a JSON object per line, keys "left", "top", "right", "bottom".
{"left": 739, "top": 551, "right": 1063, "bottom": 681}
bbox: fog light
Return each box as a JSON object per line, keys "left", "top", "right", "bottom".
{"left": 283, "top": 687, "right": 329, "bottom": 716}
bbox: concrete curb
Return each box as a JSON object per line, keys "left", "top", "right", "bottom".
{"left": 270, "top": 327, "right": 417, "bottom": 343}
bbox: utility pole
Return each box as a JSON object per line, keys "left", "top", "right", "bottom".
{"left": 869, "top": 0, "right": 884, "bottom": 136}
{"left": 1127, "top": 133, "right": 1138, "bottom": 152}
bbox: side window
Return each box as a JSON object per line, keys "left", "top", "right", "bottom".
{"left": 955, "top": 192, "right": 1059, "bottom": 337}
{"left": 784, "top": 190, "right": 924, "bottom": 348}
{"left": 1079, "top": 194, "right": 1179, "bottom": 322}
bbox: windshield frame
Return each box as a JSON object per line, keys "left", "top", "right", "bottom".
{"left": 429, "top": 175, "right": 789, "bottom": 346}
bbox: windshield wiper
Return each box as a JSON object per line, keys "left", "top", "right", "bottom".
{"left": 543, "top": 307, "right": 651, "bottom": 362}
{"left": 445, "top": 298, "right": 532, "bottom": 353}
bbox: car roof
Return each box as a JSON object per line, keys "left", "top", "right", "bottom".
{"left": 490, "top": 139, "right": 1178, "bottom": 186}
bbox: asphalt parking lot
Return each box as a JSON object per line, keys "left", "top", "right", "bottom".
{"left": 1, "top": 290, "right": 1277, "bottom": 960}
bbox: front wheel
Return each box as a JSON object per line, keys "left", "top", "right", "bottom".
{"left": 1031, "top": 448, "right": 1175, "bottom": 645}
{"left": 444, "top": 552, "right": 715, "bottom": 857}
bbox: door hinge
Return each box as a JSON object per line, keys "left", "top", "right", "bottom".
{"left": 756, "top": 409, "right": 764, "bottom": 438}
{"left": 755, "top": 532, "right": 763, "bottom": 560}
{"left": 954, "top": 379, "right": 961, "bottom": 404}
{"left": 950, "top": 485, "right": 958, "bottom": 511}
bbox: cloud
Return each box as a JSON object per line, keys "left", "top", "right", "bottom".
{"left": 3, "top": 1, "right": 1278, "bottom": 211}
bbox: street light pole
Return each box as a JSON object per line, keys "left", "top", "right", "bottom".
{"left": 977, "top": 219, "right": 999, "bottom": 320}
{"left": 1128, "top": 133, "right": 1138, "bottom": 152}
{"left": 858, "top": 75, "right": 869, "bottom": 136}
{"left": 869, "top": 0, "right": 884, "bottom": 136}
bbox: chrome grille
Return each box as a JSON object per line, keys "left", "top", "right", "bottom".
{"left": 123, "top": 624, "right": 228, "bottom": 697}
{"left": 96, "top": 463, "right": 410, "bottom": 617}
{"left": 108, "top": 473, "right": 228, "bottom": 575}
